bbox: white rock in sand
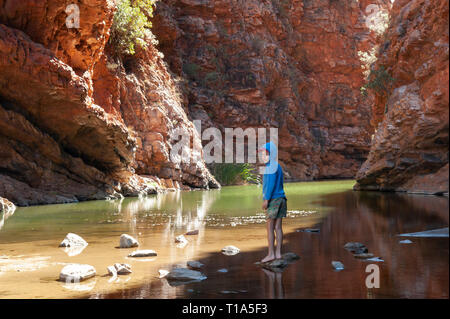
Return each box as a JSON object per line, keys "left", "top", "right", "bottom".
{"left": 128, "top": 249, "right": 157, "bottom": 257}
{"left": 119, "top": 234, "right": 139, "bottom": 248}
{"left": 116, "top": 263, "right": 132, "bottom": 275}
{"left": 59, "top": 233, "right": 88, "bottom": 247}
{"left": 175, "top": 235, "right": 188, "bottom": 243}
{"left": 221, "top": 245, "right": 240, "bottom": 256}
{"left": 107, "top": 265, "right": 117, "bottom": 277}
{"left": 59, "top": 264, "right": 96, "bottom": 283}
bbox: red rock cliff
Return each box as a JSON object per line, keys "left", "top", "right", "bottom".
{"left": 355, "top": 0, "right": 449, "bottom": 194}
{"left": 0, "top": 0, "right": 218, "bottom": 206}
{"left": 152, "top": 0, "right": 391, "bottom": 179}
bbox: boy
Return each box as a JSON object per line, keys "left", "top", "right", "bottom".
{"left": 259, "top": 142, "right": 287, "bottom": 263}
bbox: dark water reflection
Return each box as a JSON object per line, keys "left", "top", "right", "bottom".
{"left": 103, "top": 191, "right": 449, "bottom": 299}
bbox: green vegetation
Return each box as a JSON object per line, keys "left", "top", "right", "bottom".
{"left": 109, "top": 0, "right": 155, "bottom": 57}
{"left": 209, "top": 163, "right": 261, "bottom": 186}
{"left": 361, "top": 66, "right": 395, "bottom": 97}
{"left": 182, "top": 63, "right": 201, "bottom": 81}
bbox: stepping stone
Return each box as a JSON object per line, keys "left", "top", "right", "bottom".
{"left": 332, "top": 261, "right": 344, "bottom": 270}
{"left": 166, "top": 268, "right": 207, "bottom": 286}
{"left": 255, "top": 252, "right": 300, "bottom": 271}
{"left": 59, "top": 264, "right": 96, "bottom": 283}
{"left": 119, "top": 234, "right": 139, "bottom": 248}
{"left": 128, "top": 250, "right": 157, "bottom": 257}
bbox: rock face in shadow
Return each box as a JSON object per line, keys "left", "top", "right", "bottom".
{"left": 355, "top": 0, "right": 449, "bottom": 194}
{"left": 0, "top": 0, "right": 218, "bottom": 206}
{"left": 152, "top": 0, "right": 391, "bottom": 180}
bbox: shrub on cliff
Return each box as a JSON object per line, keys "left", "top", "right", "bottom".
{"left": 109, "top": 0, "right": 155, "bottom": 57}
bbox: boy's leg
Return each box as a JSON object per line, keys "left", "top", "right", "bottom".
{"left": 261, "top": 218, "right": 276, "bottom": 262}
{"left": 275, "top": 218, "right": 283, "bottom": 259}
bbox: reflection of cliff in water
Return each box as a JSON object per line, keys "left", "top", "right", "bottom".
{"left": 104, "top": 190, "right": 448, "bottom": 299}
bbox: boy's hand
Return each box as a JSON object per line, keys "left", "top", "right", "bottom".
{"left": 262, "top": 200, "right": 269, "bottom": 210}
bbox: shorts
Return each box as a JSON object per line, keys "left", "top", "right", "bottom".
{"left": 266, "top": 197, "right": 287, "bottom": 219}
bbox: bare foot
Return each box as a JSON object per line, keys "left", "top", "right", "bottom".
{"left": 275, "top": 251, "right": 282, "bottom": 259}
{"left": 261, "top": 254, "right": 275, "bottom": 263}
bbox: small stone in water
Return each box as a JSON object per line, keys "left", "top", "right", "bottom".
{"left": 364, "top": 257, "right": 384, "bottom": 262}
{"left": 221, "top": 245, "right": 240, "bottom": 256}
{"left": 353, "top": 253, "right": 374, "bottom": 259}
{"left": 185, "top": 230, "right": 199, "bottom": 236}
{"left": 158, "top": 269, "right": 169, "bottom": 278}
{"left": 187, "top": 261, "right": 205, "bottom": 269}
{"left": 175, "top": 235, "right": 188, "bottom": 243}
{"left": 107, "top": 265, "right": 117, "bottom": 277}
{"left": 399, "top": 239, "right": 413, "bottom": 244}
{"left": 114, "top": 263, "right": 132, "bottom": 275}
{"left": 128, "top": 249, "right": 157, "bottom": 257}
{"left": 59, "top": 233, "right": 88, "bottom": 247}
{"left": 332, "top": 261, "right": 344, "bottom": 270}
{"left": 299, "top": 228, "right": 320, "bottom": 233}
{"left": 59, "top": 264, "right": 96, "bottom": 283}
{"left": 217, "top": 268, "right": 228, "bottom": 273}
{"left": 119, "top": 234, "right": 139, "bottom": 248}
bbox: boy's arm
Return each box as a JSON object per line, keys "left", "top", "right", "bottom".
{"left": 262, "top": 173, "right": 276, "bottom": 201}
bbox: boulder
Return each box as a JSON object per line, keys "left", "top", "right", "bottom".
{"left": 59, "top": 264, "right": 96, "bottom": 283}
{"left": 221, "top": 245, "right": 240, "bottom": 256}
{"left": 128, "top": 250, "right": 157, "bottom": 257}
{"left": 119, "top": 234, "right": 139, "bottom": 248}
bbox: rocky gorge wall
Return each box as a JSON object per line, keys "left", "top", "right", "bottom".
{"left": 0, "top": 0, "right": 218, "bottom": 206}
{"left": 355, "top": 0, "right": 449, "bottom": 194}
{"left": 152, "top": 0, "right": 391, "bottom": 179}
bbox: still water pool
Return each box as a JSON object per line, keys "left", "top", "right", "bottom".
{"left": 0, "top": 180, "right": 448, "bottom": 298}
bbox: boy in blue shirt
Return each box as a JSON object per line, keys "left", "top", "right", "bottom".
{"left": 259, "top": 142, "right": 287, "bottom": 263}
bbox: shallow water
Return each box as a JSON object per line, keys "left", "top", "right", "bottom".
{"left": 0, "top": 180, "right": 448, "bottom": 299}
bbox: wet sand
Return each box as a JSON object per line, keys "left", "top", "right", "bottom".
{"left": 0, "top": 217, "right": 317, "bottom": 298}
